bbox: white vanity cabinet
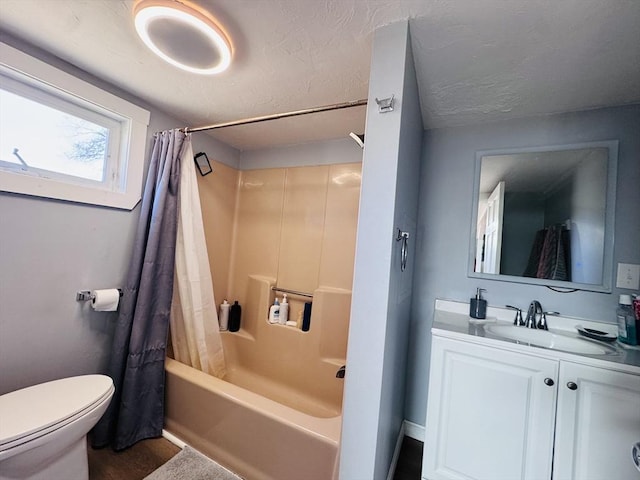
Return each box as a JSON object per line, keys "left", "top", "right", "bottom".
{"left": 553, "top": 361, "right": 640, "bottom": 480}
{"left": 422, "top": 334, "right": 640, "bottom": 480}
{"left": 422, "top": 336, "right": 558, "bottom": 480}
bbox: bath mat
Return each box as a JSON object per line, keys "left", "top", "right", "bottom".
{"left": 143, "top": 446, "right": 242, "bottom": 480}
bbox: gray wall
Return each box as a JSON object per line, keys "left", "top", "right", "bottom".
{"left": 239, "top": 137, "right": 362, "bottom": 169}
{"left": 407, "top": 104, "right": 640, "bottom": 426}
{"left": 569, "top": 153, "right": 608, "bottom": 284}
{"left": 0, "top": 35, "right": 238, "bottom": 394}
{"left": 340, "top": 20, "right": 422, "bottom": 480}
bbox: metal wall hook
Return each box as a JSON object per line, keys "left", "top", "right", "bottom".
{"left": 396, "top": 228, "right": 410, "bottom": 272}
{"left": 375, "top": 95, "right": 394, "bottom": 113}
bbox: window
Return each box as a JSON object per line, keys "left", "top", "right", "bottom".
{"left": 0, "top": 43, "right": 150, "bottom": 210}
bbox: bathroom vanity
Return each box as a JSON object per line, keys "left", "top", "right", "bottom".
{"left": 422, "top": 300, "right": 640, "bottom": 480}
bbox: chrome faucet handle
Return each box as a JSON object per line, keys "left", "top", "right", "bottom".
{"left": 537, "top": 313, "right": 549, "bottom": 330}
{"left": 506, "top": 305, "right": 525, "bottom": 326}
{"left": 515, "top": 310, "right": 524, "bottom": 326}
{"left": 537, "top": 311, "right": 559, "bottom": 331}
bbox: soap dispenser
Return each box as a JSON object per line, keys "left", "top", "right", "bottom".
{"left": 280, "top": 294, "right": 289, "bottom": 325}
{"left": 268, "top": 298, "right": 280, "bottom": 324}
{"left": 470, "top": 288, "right": 487, "bottom": 319}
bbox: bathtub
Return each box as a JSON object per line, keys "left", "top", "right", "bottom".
{"left": 165, "top": 276, "right": 350, "bottom": 480}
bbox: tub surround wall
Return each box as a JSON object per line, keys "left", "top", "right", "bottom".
{"left": 219, "top": 276, "right": 348, "bottom": 417}
{"left": 197, "top": 141, "right": 362, "bottom": 313}
{"left": 226, "top": 162, "right": 362, "bottom": 309}
{"left": 195, "top": 158, "right": 361, "bottom": 413}
{"left": 196, "top": 160, "right": 239, "bottom": 307}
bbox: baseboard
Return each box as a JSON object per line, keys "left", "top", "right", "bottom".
{"left": 386, "top": 422, "right": 406, "bottom": 480}
{"left": 162, "top": 429, "right": 187, "bottom": 449}
{"left": 403, "top": 420, "right": 425, "bottom": 442}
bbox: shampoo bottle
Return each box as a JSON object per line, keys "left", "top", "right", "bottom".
{"left": 470, "top": 288, "right": 487, "bottom": 319}
{"left": 268, "top": 298, "right": 280, "bottom": 324}
{"left": 302, "top": 302, "right": 312, "bottom": 331}
{"left": 280, "top": 294, "right": 289, "bottom": 324}
{"left": 228, "top": 301, "right": 241, "bottom": 332}
{"left": 219, "top": 299, "right": 230, "bottom": 331}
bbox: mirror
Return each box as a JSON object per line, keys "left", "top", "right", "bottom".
{"left": 469, "top": 141, "right": 618, "bottom": 293}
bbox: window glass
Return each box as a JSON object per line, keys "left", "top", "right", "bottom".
{"left": 0, "top": 88, "right": 112, "bottom": 183}
{"left": 0, "top": 42, "right": 150, "bottom": 210}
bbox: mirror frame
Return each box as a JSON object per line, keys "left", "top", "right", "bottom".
{"left": 468, "top": 140, "right": 618, "bottom": 293}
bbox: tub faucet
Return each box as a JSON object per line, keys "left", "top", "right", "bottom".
{"left": 336, "top": 365, "right": 346, "bottom": 379}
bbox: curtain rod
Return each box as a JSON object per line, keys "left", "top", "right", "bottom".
{"left": 182, "top": 98, "right": 368, "bottom": 134}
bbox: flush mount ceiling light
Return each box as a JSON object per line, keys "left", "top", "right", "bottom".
{"left": 133, "top": 0, "right": 232, "bottom": 75}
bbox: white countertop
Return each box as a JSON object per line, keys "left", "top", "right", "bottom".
{"left": 432, "top": 299, "right": 640, "bottom": 373}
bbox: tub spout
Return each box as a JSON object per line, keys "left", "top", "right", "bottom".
{"left": 336, "top": 365, "right": 346, "bottom": 378}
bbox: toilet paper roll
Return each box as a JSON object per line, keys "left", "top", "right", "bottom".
{"left": 91, "top": 289, "right": 120, "bottom": 312}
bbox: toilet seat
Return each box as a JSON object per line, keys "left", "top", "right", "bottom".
{"left": 0, "top": 375, "right": 114, "bottom": 452}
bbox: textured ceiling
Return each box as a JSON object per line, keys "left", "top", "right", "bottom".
{"left": 1, "top": 0, "right": 639, "bottom": 151}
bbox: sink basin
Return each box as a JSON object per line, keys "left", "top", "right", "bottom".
{"left": 485, "top": 325, "right": 617, "bottom": 355}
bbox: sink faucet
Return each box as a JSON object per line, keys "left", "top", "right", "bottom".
{"left": 525, "top": 301, "right": 550, "bottom": 330}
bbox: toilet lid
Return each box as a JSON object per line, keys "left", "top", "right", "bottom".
{"left": 0, "top": 375, "right": 114, "bottom": 447}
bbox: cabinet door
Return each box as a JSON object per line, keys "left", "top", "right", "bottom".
{"left": 553, "top": 362, "right": 640, "bottom": 480}
{"left": 422, "top": 336, "right": 558, "bottom": 480}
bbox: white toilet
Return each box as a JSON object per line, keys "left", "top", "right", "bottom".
{"left": 0, "top": 375, "right": 114, "bottom": 480}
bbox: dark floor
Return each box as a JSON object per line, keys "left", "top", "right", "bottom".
{"left": 393, "top": 436, "right": 423, "bottom": 480}
{"left": 88, "top": 435, "right": 423, "bottom": 480}
{"left": 88, "top": 437, "right": 181, "bottom": 480}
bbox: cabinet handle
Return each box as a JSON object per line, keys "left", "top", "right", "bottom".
{"left": 544, "top": 378, "right": 555, "bottom": 386}
{"left": 567, "top": 381, "right": 578, "bottom": 390}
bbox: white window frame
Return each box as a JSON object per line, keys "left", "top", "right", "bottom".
{"left": 0, "top": 43, "right": 150, "bottom": 210}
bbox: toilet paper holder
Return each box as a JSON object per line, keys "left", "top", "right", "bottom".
{"left": 76, "top": 289, "right": 123, "bottom": 302}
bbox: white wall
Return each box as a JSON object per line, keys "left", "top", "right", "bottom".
{"left": 406, "top": 104, "right": 640, "bottom": 426}
{"left": 340, "top": 20, "right": 422, "bottom": 480}
{"left": 0, "top": 35, "right": 239, "bottom": 394}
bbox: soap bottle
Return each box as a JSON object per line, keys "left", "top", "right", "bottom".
{"left": 617, "top": 294, "right": 637, "bottom": 345}
{"left": 280, "top": 294, "right": 289, "bottom": 325}
{"left": 219, "top": 299, "right": 230, "bottom": 331}
{"left": 228, "top": 300, "right": 242, "bottom": 332}
{"left": 470, "top": 288, "right": 487, "bottom": 319}
{"left": 268, "top": 298, "right": 280, "bottom": 324}
{"left": 302, "top": 302, "right": 312, "bottom": 331}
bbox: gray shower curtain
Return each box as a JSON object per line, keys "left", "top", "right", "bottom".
{"left": 92, "top": 129, "right": 186, "bottom": 450}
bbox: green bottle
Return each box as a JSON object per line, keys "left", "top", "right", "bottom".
{"left": 617, "top": 295, "right": 637, "bottom": 345}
